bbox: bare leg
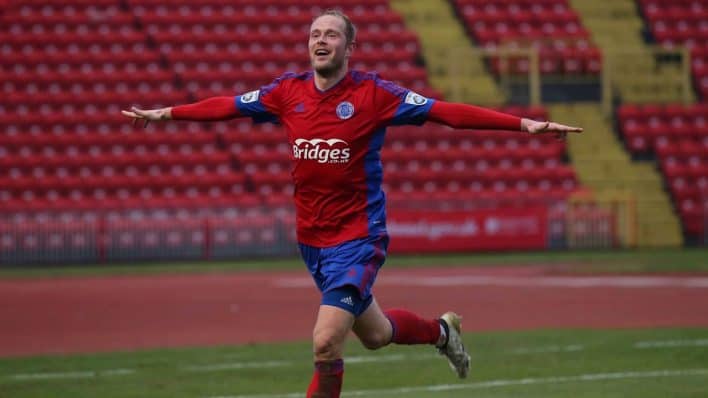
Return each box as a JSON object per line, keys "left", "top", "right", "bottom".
{"left": 352, "top": 297, "right": 393, "bottom": 349}
{"left": 312, "top": 305, "right": 355, "bottom": 360}
{"left": 306, "top": 305, "right": 354, "bottom": 398}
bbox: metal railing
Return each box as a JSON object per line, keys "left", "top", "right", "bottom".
{"left": 0, "top": 194, "right": 639, "bottom": 265}
{"left": 601, "top": 46, "right": 693, "bottom": 116}
{"left": 430, "top": 44, "right": 692, "bottom": 113}
{"left": 566, "top": 190, "right": 638, "bottom": 249}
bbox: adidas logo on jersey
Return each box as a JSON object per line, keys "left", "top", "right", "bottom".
{"left": 340, "top": 296, "right": 354, "bottom": 306}
{"left": 293, "top": 138, "right": 351, "bottom": 164}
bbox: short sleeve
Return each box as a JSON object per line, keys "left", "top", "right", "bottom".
{"left": 234, "top": 89, "right": 276, "bottom": 124}
{"left": 235, "top": 72, "right": 298, "bottom": 124}
{"left": 391, "top": 90, "right": 436, "bottom": 125}
{"left": 375, "top": 78, "right": 436, "bottom": 126}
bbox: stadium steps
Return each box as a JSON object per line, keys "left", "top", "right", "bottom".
{"left": 549, "top": 103, "right": 683, "bottom": 247}
{"left": 389, "top": 0, "right": 506, "bottom": 105}
{"left": 569, "top": 0, "right": 691, "bottom": 104}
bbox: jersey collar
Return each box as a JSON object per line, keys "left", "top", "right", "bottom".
{"left": 310, "top": 70, "right": 354, "bottom": 99}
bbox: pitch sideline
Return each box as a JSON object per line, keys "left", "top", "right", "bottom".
{"left": 206, "top": 368, "right": 708, "bottom": 398}
{"left": 5, "top": 339, "right": 707, "bottom": 381}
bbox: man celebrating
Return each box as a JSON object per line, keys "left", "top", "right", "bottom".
{"left": 123, "top": 9, "right": 582, "bottom": 397}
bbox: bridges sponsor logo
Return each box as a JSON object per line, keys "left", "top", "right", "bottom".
{"left": 293, "top": 138, "right": 351, "bottom": 164}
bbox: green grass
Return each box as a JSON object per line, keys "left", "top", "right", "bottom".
{"left": 1, "top": 328, "right": 707, "bottom": 397}
{"left": 1, "top": 247, "right": 707, "bottom": 279}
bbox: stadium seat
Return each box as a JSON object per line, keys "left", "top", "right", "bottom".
{"left": 0, "top": 0, "right": 586, "bottom": 255}
{"left": 451, "top": 0, "right": 600, "bottom": 76}
{"left": 637, "top": 0, "right": 708, "bottom": 100}
{"left": 617, "top": 102, "right": 708, "bottom": 240}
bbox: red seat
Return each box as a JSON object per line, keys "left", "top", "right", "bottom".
{"left": 637, "top": 0, "right": 707, "bottom": 90}
{"left": 1, "top": 2, "right": 588, "bottom": 235}
{"left": 454, "top": 0, "right": 599, "bottom": 75}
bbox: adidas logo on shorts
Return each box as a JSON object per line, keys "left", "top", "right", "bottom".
{"left": 340, "top": 296, "right": 354, "bottom": 306}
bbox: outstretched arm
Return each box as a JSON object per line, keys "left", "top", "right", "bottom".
{"left": 121, "top": 96, "right": 241, "bottom": 127}
{"left": 427, "top": 101, "right": 582, "bottom": 139}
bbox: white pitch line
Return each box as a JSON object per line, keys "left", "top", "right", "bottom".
{"left": 184, "top": 354, "right": 439, "bottom": 372}
{"left": 184, "top": 361, "right": 293, "bottom": 372}
{"left": 8, "top": 368, "right": 134, "bottom": 381}
{"left": 7, "top": 339, "right": 703, "bottom": 382}
{"left": 346, "top": 353, "right": 438, "bottom": 364}
{"left": 3, "top": 347, "right": 573, "bottom": 382}
{"left": 185, "top": 346, "right": 585, "bottom": 374}
{"left": 511, "top": 344, "right": 584, "bottom": 354}
{"left": 275, "top": 275, "right": 708, "bottom": 289}
{"left": 634, "top": 339, "right": 708, "bottom": 349}
{"left": 205, "top": 368, "right": 708, "bottom": 398}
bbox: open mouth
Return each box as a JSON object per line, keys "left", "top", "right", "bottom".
{"left": 314, "top": 49, "right": 330, "bottom": 57}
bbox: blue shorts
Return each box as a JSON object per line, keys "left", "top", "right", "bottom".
{"left": 298, "top": 234, "right": 389, "bottom": 316}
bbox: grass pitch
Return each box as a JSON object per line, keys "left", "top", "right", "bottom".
{"left": 1, "top": 328, "right": 706, "bottom": 398}
{"left": 1, "top": 248, "right": 706, "bottom": 397}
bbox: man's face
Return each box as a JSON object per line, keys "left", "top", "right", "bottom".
{"left": 309, "top": 15, "right": 352, "bottom": 78}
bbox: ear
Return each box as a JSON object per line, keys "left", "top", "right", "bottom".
{"left": 345, "top": 41, "right": 355, "bottom": 59}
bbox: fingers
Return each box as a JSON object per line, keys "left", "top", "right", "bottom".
{"left": 131, "top": 106, "right": 149, "bottom": 118}
{"left": 527, "top": 120, "right": 581, "bottom": 140}
{"left": 121, "top": 107, "right": 152, "bottom": 128}
{"left": 532, "top": 122, "right": 583, "bottom": 135}
{"left": 122, "top": 107, "right": 147, "bottom": 118}
{"left": 549, "top": 122, "right": 583, "bottom": 133}
{"left": 558, "top": 126, "right": 583, "bottom": 133}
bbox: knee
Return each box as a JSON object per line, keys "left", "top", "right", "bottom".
{"left": 313, "top": 329, "right": 345, "bottom": 360}
{"left": 359, "top": 330, "right": 391, "bottom": 350}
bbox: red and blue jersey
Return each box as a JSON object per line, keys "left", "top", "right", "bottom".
{"left": 234, "top": 70, "right": 435, "bottom": 247}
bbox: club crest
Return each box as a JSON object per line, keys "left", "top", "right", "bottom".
{"left": 336, "top": 101, "right": 354, "bottom": 120}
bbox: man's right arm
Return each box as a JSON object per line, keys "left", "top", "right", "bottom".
{"left": 121, "top": 96, "right": 241, "bottom": 126}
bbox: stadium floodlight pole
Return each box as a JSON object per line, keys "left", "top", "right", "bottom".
{"left": 122, "top": 9, "right": 582, "bottom": 398}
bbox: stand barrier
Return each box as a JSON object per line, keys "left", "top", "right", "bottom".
{"left": 0, "top": 195, "right": 636, "bottom": 265}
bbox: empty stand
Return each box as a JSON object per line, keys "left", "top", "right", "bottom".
{"left": 0, "top": 1, "right": 588, "bottom": 262}
{"left": 127, "top": 0, "right": 432, "bottom": 96}
{"left": 617, "top": 103, "right": 708, "bottom": 240}
{"left": 383, "top": 109, "right": 579, "bottom": 211}
{"left": 0, "top": 1, "right": 191, "bottom": 134}
{"left": 636, "top": 0, "right": 708, "bottom": 100}
{"left": 618, "top": 103, "right": 708, "bottom": 154}
{"left": 450, "top": 0, "right": 602, "bottom": 75}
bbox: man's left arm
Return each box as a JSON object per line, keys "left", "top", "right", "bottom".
{"left": 427, "top": 101, "right": 583, "bottom": 139}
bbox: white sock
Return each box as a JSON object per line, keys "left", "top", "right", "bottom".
{"left": 436, "top": 323, "right": 448, "bottom": 348}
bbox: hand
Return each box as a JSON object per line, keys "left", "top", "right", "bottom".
{"left": 121, "top": 106, "right": 172, "bottom": 128}
{"left": 522, "top": 118, "right": 583, "bottom": 141}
